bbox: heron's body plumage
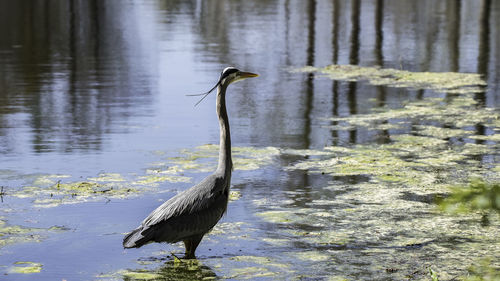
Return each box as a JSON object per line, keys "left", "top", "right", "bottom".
{"left": 123, "top": 172, "right": 230, "bottom": 248}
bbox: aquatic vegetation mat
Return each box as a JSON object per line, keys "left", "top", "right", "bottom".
{"left": 8, "top": 261, "right": 43, "bottom": 274}
{"left": 166, "top": 144, "right": 280, "bottom": 172}
{"left": 249, "top": 66, "right": 500, "bottom": 280}
{"left": 295, "top": 64, "right": 486, "bottom": 94}
{"left": 3, "top": 146, "right": 279, "bottom": 208}
{"left": 10, "top": 174, "right": 145, "bottom": 208}
{"left": 102, "top": 255, "right": 292, "bottom": 281}
{"left": 0, "top": 218, "right": 68, "bottom": 250}
{"left": 439, "top": 180, "right": 500, "bottom": 215}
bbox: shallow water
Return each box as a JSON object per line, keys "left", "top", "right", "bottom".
{"left": 0, "top": 0, "right": 499, "bottom": 280}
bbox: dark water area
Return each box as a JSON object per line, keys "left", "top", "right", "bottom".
{"left": 0, "top": 0, "right": 499, "bottom": 280}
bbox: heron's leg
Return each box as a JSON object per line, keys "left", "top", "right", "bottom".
{"left": 183, "top": 240, "right": 191, "bottom": 256}
{"left": 183, "top": 234, "right": 204, "bottom": 259}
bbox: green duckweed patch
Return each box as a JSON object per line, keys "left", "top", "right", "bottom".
{"left": 4, "top": 145, "right": 278, "bottom": 208}
{"left": 168, "top": 144, "right": 279, "bottom": 172}
{"left": 228, "top": 266, "right": 276, "bottom": 279}
{"left": 87, "top": 173, "right": 126, "bottom": 182}
{"left": 297, "top": 66, "right": 497, "bottom": 137}
{"left": 415, "top": 125, "right": 472, "bottom": 139}
{"left": 327, "top": 95, "right": 498, "bottom": 134}
{"left": 9, "top": 171, "right": 184, "bottom": 207}
{"left": 0, "top": 219, "right": 68, "bottom": 250}
{"left": 9, "top": 261, "right": 43, "bottom": 274}
{"left": 228, "top": 190, "right": 241, "bottom": 201}
{"left": 221, "top": 255, "right": 291, "bottom": 279}
{"left": 12, "top": 177, "right": 140, "bottom": 208}
{"left": 0, "top": 220, "right": 42, "bottom": 249}
{"left": 209, "top": 221, "right": 248, "bottom": 236}
{"left": 252, "top": 178, "right": 500, "bottom": 279}
{"left": 256, "top": 210, "right": 294, "bottom": 224}
{"left": 97, "top": 269, "right": 164, "bottom": 280}
{"left": 121, "top": 270, "right": 163, "bottom": 280}
{"left": 295, "top": 64, "right": 486, "bottom": 93}
{"left": 265, "top": 74, "right": 499, "bottom": 279}
{"left": 294, "top": 251, "right": 330, "bottom": 262}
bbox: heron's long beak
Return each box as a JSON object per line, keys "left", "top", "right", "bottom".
{"left": 239, "top": 71, "right": 259, "bottom": 78}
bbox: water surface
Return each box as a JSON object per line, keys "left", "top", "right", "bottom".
{"left": 0, "top": 0, "right": 499, "bottom": 280}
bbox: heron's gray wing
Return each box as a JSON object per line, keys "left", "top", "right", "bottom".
{"left": 137, "top": 174, "right": 228, "bottom": 242}
{"left": 141, "top": 188, "right": 228, "bottom": 243}
{"left": 143, "top": 174, "right": 222, "bottom": 225}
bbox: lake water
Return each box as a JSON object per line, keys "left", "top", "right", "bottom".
{"left": 0, "top": 0, "right": 499, "bottom": 280}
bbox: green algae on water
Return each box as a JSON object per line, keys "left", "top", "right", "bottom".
{"left": 0, "top": 219, "right": 68, "bottom": 250}
{"left": 168, "top": 145, "right": 279, "bottom": 172}
{"left": 228, "top": 190, "right": 241, "bottom": 201}
{"left": 121, "top": 270, "right": 163, "bottom": 280}
{"left": 229, "top": 266, "right": 276, "bottom": 279}
{"left": 415, "top": 125, "right": 471, "bottom": 139}
{"left": 209, "top": 221, "right": 248, "bottom": 236}
{"left": 133, "top": 175, "right": 191, "bottom": 186}
{"left": 295, "top": 64, "right": 486, "bottom": 93}
{"left": 0, "top": 220, "right": 42, "bottom": 249}
{"left": 225, "top": 255, "right": 291, "bottom": 279}
{"left": 9, "top": 262, "right": 42, "bottom": 274}
{"left": 275, "top": 91, "right": 500, "bottom": 280}
{"left": 97, "top": 269, "right": 163, "bottom": 280}
{"left": 88, "top": 173, "right": 126, "bottom": 182}
{"left": 327, "top": 95, "right": 497, "bottom": 132}
{"left": 7, "top": 145, "right": 278, "bottom": 208}
{"left": 294, "top": 251, "right": 330, "bottom": 262}
{"left": 12, "top": 178, "right": 140, "bottom": 208}
{"left": 11, "top": 173, "right": 152, "bottom": 207}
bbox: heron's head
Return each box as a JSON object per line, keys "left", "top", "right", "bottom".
{"left": 218, "top": 67, "right": 259, "bottom": 86}
{"left": 189, "top": 67, "right": 258, "bottom": 106}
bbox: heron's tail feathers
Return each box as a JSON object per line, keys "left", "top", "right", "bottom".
{"left": 123, "top": 227, "right": 149, "bottom": 248}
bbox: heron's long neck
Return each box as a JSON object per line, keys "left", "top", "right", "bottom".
{"left": 216, "top": 84, "right": 232, "bottom": 177}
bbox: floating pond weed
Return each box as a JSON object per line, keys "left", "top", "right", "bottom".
{"left": 0, "top": 219, "right": 68, "bottom": 250}
{"left": 6, "top": 145, "right": 278, "bottom": 207}
{"left": 168, "top": 145, "right": 279, "bottom": 172}
{"left": 261, "top": 66, "right": 500, "bottom": 279}
{"left": 294, "top": 65, "right": 486, "bottom": 93}
{"left": 9, "top": 261, "right": 43, "bottom": 274}
{"left": 87, "top": 173, "right": 126, "bottom": 182}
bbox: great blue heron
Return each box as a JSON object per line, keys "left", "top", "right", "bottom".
{"left": 123, "top": 67, "right": 258, "bottom": 259}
